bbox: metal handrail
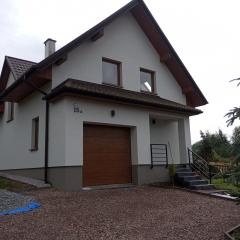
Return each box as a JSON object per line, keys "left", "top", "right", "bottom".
{"left": 188, "top": 148, "right": 209, "bottom": 166}
{"left": 150, "top": 144, "right": 168, "bottom": 169}
{"left": 188, "top": 148, "right": 214, "bottom": 183}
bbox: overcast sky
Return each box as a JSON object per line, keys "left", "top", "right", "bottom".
{"left": 0, "top": 0, "right": 239, "bottom": 143}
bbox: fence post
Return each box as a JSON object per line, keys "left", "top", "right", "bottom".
{"left": 188, "top": 148, "right": 191, "bottom": 167}
{"left": 209, "top": 165, "right": 212, "bottom": 184}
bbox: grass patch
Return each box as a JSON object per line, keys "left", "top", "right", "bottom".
{"left": 212, "top": 178, "right": 240, "bottom": 197}
{"left": 0, "top": 177, "right": 32, "bottom": 191}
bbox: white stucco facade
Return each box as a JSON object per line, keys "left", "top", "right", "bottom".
{"left": 0, "top": 10, "right": 195, "bottom": 189}
{"left": 0, "top": 83, "right": 51, "bottom": 170}
{"left": 52, "top": 13, "right": 186, "bottom": 105}
{"left": 48, "top": 97, "right": 191, "bottom": 168}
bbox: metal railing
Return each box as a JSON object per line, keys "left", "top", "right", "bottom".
{"left": 150, "top": 144, "right": 168, "bottom": 169}
{"left": 188, "top": 148, "right": 214, "bottom": 183}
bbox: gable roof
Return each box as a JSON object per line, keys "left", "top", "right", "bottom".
{"left": 6, "top": 56, "right": 36, "bottom": 80}
{"left": 46, "top": 79, "right": 202, "bottom": 116}
{"left": 0, "top": 56, "right": 36, "bottom": 92}
{"left": 0, "top": 0, "right": 207, "bottom": 107}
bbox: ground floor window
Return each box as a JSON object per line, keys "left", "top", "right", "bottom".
{"left": 30, "top": 117, "right": 39, "bottom": 151}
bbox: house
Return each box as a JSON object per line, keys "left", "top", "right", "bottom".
{"left": 0, "top": 0, "right": 207, "bottom": 190}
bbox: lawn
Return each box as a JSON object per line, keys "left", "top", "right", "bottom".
{"left": 212, "top": 178, "right": 240, "bottom": 197}
{"left": 0, "top": 177, "right": 32, "bottom": 191}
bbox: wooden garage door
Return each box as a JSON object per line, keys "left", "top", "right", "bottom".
{"left": 83, "top": 125, "right": 132, "bottom": 187}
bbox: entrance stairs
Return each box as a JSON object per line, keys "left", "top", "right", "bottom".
{"left": 175, "top": 165, "right": 215, "bottom": 190}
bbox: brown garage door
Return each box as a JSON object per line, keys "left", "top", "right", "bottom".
{"left": 83, "top": 124, "right": 132, "bottom": 187}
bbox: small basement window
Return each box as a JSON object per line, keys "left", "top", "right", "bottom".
{"left": 102, "top": 58, "right": 121, "bottom": 86}
{"left": 30, "top": 117, "right": 39, "bottom": 151}
{"left": 140, "top": 68, "right": 155, "bottom": 93}
{"left": 6, "top": 102, "right": 14, "bottom": 122}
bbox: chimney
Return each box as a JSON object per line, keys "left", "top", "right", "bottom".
{"left": 44, "top": 38, "right": 56, "bottom": 58}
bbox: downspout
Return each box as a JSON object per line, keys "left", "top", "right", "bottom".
{"left": 23, "top": 75, "right": 49, "bottom": 184}
{"left": 44, "top": 100, "right": 49, "bottom": 184}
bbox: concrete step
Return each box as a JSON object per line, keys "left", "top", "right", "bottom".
{"left": 175, "top": 172, "right": 196, "bottom": 177}
{"left": 190, "top": 184, "right": 215, "bottom": 190}
{"left": 184, "top": 179, "right": 209, "bottom": 187}
{"left": 176, "top": 164, "right": 188, "bottom": 169}
{"left": 176, "top": 175, "right": 202, "bottom": 182}
{"left": 176, "top": 168, "right": 192, "bottom": 173}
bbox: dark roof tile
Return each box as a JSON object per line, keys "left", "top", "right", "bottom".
{"left": 6, "top": 56, "right": 36, "bottom": 80}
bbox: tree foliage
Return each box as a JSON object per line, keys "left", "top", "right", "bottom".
{"left": 231, "top": 126, "right": 240, "bottom": 165}
{"left": 225, "top": 79, "right": 240, "bottom": 126}
{"left": 192, "top": 129, "right": 232, "bottom": 162}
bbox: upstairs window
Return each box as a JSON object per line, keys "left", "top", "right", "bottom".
{"left": 30, "top": 117, "right": 39, "bottom": 151}
{"left": 102, "top": 58, "right": 121, "bottom": 86}
{"left": 7, "top": 102, "right": 14, "bottom": 122}
{"left": 140, "top": 68, "right": 155, "bottom": 93}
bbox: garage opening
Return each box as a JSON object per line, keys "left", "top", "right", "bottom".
{"left": 83, "top": 124, "right": 132, "bottom": 187}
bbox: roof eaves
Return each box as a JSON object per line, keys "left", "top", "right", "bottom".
{"left": 45, "top": 79, "right": 202, "bottom": 116}
{"left": 136, "top": 0, "right": 208, "bottom": 105}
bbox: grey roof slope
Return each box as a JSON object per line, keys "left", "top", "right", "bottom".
{"left": 46, "top": 78, "right": 202, "bottom": 115}
{"left": 5, "top": 56, "right": 36, "bottom": 80}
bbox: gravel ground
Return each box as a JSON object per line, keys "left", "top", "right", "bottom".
{"left": 0, "top": 189, "right": 33, "bottom": 212}
{"left": 0, "top": 186, "right": 239, "bottom": 240}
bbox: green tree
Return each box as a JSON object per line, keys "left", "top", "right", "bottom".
{"left": 231, "top": 126, "right": 240, "bottom": 166}
{"left": 192, "top": 129, "right": 231, "bottom": 162}
{"left": 225, "top": 79, "right": 240, "bottom": 126}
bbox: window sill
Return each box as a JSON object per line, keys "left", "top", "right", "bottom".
{"left": 29, "top": 148, "right": 38, "bottom": 152}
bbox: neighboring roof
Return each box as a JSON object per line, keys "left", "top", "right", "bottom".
{"left": 45, "top": 79, "right": 202, "bottom": 116}
{"left": 0, "top": 0, "right": 207, "bottom": 107}
{"left": 6, "top": 56, "right": 36, "bottom": 80}
{"left": 0, "top": 56, "right": 36, "bottom": 93}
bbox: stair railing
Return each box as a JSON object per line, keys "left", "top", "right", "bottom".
{"left": 187, "top": 148, "right": 214, "bottom": 184}
{"left": 150, "top": 144, "right": 168, "bottom": 169}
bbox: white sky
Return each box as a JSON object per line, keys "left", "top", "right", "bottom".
{"left": 0, "top": 0, "right": 239, "bottom": 143}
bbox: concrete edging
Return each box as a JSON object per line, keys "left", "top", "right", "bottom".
{"left": 150, "top": 184, "right": 239, "bottom": 202}
{"left": 224, "top": 224, "right": 240, "bottom": 240}
{"left": 0, "top": 172, "right": 51, "bottom": 188}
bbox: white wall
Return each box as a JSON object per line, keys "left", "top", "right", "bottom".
{"left": 178, "top": 118, "right": 192, "bottom": 164}
{"left": 48, "top": 97, "right": 151, "bottom": 167}
{"left": 0, "top": 83, "right": 50, "bottom": 170}
{"left": 6, "top": 72, "right": 15, "bottom": 88}
{"left": 0, "top": 91, "right": 192, "bottom": 170}
{"left": 0, "top": 12, "right": 192, "bottom": 170}
{"left": 52, "top": 13, "right": 186, "bottom": 105}
{"left": 49, "top": 97, "right": 191, "bottom": 168}
{"left": 150, "top": 119, "right": 180, "bottom": 165}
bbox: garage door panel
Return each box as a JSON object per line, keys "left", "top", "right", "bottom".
{"left": 83, "top": 125, "right": 132, "bottom": 187}
{"left": 84, "top": 125, "right": 129, "bottom": 138}
{"left": 84, "top": 154, "right": 131, "bottom": 167}
{"left": 84, "top": 143, "right": 131, "bottom": 153}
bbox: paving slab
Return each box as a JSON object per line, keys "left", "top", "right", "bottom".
{"left": 0, "top": 172, "right": 51, "bottom": 188}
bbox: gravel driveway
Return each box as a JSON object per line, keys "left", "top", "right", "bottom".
{"left": 0, "top": 187, "right": 239, "bottom": 240}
